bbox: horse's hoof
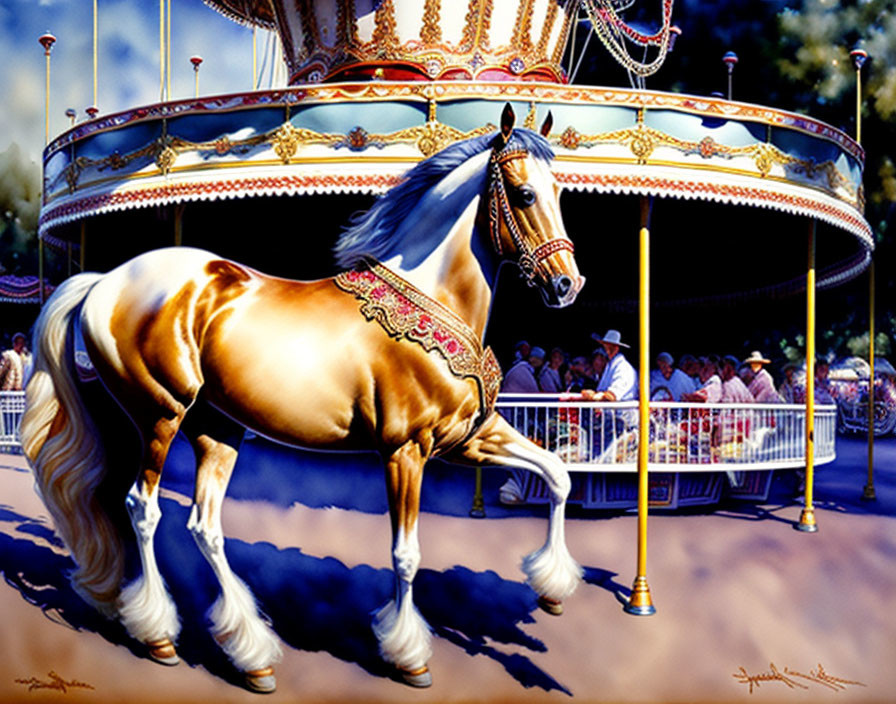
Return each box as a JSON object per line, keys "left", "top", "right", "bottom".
{"left": 245, "top": 667, "right": 277, "bottom": 694}
{"left": 146, "top": 638, "right": 180, "bottom": 666}
{"left": 398, "top": 665, "right": 432, "bottom": 688}
{"left": 538, "top": 595, "right": 564, "bottom": 615}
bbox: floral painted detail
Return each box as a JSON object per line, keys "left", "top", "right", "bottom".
{"left": 334, "top": 259, "right": 502, "bottom": 420}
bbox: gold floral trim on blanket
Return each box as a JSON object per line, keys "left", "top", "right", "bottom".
{"left": 334, "top": 259, "right": 502, "bottom": 423}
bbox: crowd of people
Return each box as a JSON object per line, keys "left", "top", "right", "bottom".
{"left": 501, "top": 331, "right": 836, "bottom": 406}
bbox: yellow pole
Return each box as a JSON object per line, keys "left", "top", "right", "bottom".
{"left": 39, "top": 32, "right": 55, "bottom": 306}
{"left": 797, "top": 219, "right": 818, "bottom": 532}
{"left": 851, "top": 50, "right": 877, "bottom": 501}
{"left": 625, "top": 195, "right": 656, "bottom": 615}
{"left": 159, "top": 0, "right": 165, "bottom": 100}
{"left": 93, "top": 0, "right": 98, "bottom": 108}
{"left": 864, "top": 261, "right": 877, "bottom": 499}
{"left": 166, "top": 0, "right": 172, "bottom": 99}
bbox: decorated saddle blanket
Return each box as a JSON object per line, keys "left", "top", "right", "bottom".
{"left": 334, "top": 259, "right": 502, "bottom": 427}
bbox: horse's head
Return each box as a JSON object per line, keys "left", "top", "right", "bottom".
{"left": 485, "top": 104, "right": 585, "bottom": 308}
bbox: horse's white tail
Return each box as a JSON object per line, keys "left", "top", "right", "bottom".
{"left": 21, "top": 272, "right": 123, "bottom": 612}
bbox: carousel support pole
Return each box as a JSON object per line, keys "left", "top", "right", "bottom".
{"left": 253, "top": 24, "right": 258, "bottom": 90}
{"left": 852, "top": 46, "right": 876, "bottom": 501}
{"left": 624, "top": 195, "right": 656, "bottom": 615}
{"left": 174, "top": 203, "right": 185, "bottom": 246}
{"left": 470, "top": 468, "right": 486, "bottom": 518}
{"left": 864, "top": 259, "right": 877, "bottom": 500}
{"left": 166, "top": 0, "right": 172, "bottom": 100}
{"left": 39, "top": 31, "right": 56, "bottom": 306}
{"left": 796, "top": 219, "right": 818, "bottom": 532}
{"left": 159, "top": 0, "right": 165, "bottom": 100}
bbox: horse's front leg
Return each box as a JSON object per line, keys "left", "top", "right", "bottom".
{"left": 375, "top": 439, "right": 433, "bottom": 687}
{"left": 184, "top": 429, "right": 282, "bottom": 694}
{"left": 445, "top": 413, "right": 583, "bottom": 614}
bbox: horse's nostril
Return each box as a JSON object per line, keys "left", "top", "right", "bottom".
{"left": 555, "top": 275, "right": 572, "bottom": 298}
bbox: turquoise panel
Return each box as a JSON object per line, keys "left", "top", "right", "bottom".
{"left": 646, "top": 109, "right": 765, "bottom": 146}
{"left": 291, "top": 101, "right": 426, "bottom": 134}
{"left": 167, "top": 107, "right": 286, "bottom": 142}
{"left": 547, "top": 104, "right": 637, "bottom": 134}
{"left": 76, "top": 122, "right": 163, "bottom": 160}
{"left": 771, "top": 127, "right": 847, "bottom": 167}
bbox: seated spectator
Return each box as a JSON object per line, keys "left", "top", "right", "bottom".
{"left": 538, "top": 347, "right": 566, "bottom": 393}
{"left": 581, "top": 330, "right": 637, "bottom": 401}
{"left": 501, "top": 346, "right": 545, "bottom": 393}
{"left": 682, "top": 356, "right": 722, "bottom": 403}
{"left": 590, "top": 347, "right": 608, "bottom": 386}
{"left": 815, "top": 358, "right": 835, "bottom": 405}
{"left": 678, "top": 353, "right": 702, "bottom": 392}
{"left": 650, "top": 351, "right": 694, "bottom": 400}
{"left": 720, "top": 355, "right": 755, "bottom": 403}
{"left": 744, "top": 350, "right": 783, "bottom": 403}
{"left": 779, "top": 362, "right": 798, "bottom": 402}
{"left": 565, "top": 355, "right": 596, "bottom": 392}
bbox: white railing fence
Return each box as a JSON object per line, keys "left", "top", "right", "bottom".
{"left": 496, "top": 395, "right": 837, "bottom": 472}
{"left": 0, "top": 390, "right": 837, "bottom": 473}
{"left": 0, "top": 391, "right": 25, "bottom": 454}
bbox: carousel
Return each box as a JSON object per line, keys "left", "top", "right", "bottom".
{"left": 30, "top": 0, "right": 875, "bottom": 693}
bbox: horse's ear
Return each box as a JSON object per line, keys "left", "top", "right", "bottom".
{"left": 500, "top": 103, "right": 515, "bottom": 142}
{"left": 540, "top": 111, "right": 553, "bottom": 137}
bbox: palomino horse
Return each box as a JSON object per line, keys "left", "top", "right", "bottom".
{"left": 21, "top": 105, "right": 585, "bottom": 693}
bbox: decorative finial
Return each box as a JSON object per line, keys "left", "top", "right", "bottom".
{"left": 38, "top": 32, "right": 56, "bottom": 55}
{"left": 85, "top": 105, "right": 99, "bottom": 119}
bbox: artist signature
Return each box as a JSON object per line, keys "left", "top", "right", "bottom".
{"left": 14, "top": 671, "right": 95, "bottom": 694}
{"left": 733, "top": 663, "right": 866, "bottom": 694}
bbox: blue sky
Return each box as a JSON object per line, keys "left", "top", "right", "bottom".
{"left": 1, "top": 0, "right": 280, "bottom": 166}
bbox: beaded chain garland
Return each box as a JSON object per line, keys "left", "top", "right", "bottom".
{"left": 334, "top": 259, "right": 503, "bottom": 426}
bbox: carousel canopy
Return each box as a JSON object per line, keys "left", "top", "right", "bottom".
{"left": 204, "top": 0, "right": 579, "bottom": 83}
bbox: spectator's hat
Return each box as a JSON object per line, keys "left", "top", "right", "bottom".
{"left": 743, "top": 350, "right": 771, "bottom": 365}
{"left": 591, "top": 329, "right": 630, "bottom": 348}
{"left": 530, "top": 346, "right": 546, "bottom": 360}
{"left": 656, "top": 351, "right": 674, "bottom": 364}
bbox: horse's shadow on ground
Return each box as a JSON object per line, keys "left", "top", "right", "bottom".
{"left": 1, "top": 495, "right": 625, "bottom": 695}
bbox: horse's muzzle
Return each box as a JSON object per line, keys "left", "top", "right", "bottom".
{"left": 543, "top": 274, "right": 585, "bottom": 308}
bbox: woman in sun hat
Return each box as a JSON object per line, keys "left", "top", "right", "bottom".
{"left": 743, "top": 351, "right": 783, "bottom": 403}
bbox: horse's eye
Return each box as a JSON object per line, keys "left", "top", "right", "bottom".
{"left": 512, "top": 185, "right": 537, "bottom": 208}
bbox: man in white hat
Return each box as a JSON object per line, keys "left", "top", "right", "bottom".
{"left": 582, "top": 330, "right": 637, "bottom": 401}
{"left": 744, "top": 351, "right": 783, "bottom": 403}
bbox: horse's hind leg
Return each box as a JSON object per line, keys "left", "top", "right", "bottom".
{"left": 117, "top": 413, "right": 185, "bottom": 666}
{"left": 445, "top": 413, "right": 582, "bottom": 614}
{"left": 182, "top": 409, "right": 282, "bottom": 693}
{"left": 374, "top": 439, "right": 432, "bottom": 687}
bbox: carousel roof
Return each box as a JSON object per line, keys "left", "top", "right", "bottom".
{"left": 39, "top": 0, "right": 872, "bottom": 290}
{"left": 203, "top": 0, "right": 579, "bottom": 84}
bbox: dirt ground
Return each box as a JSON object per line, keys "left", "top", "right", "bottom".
{"left": 1, "top": 436, "right": 894, "bottom": 704}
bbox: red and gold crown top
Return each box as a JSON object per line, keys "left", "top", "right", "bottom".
{"left": 204, "top": 0, "right": 575, "bottom": 84}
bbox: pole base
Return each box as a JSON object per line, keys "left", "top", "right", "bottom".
{"left": 794, "top": 507, "right": 818, "bottom": 532}
{"left": 622, "top": 576, "right": 656, "bottom": 616}
{"left": 469, "top": 507, "right": 486, "bottom": 519}
{"left": 862, "top": 484, "right": 877, "bottom": 501}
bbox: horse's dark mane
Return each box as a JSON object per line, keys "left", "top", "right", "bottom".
{"left": 334, "top": 128, "right": 554, "bottom": 267}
